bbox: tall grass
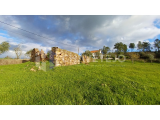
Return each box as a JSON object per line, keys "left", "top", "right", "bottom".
{"left": 0, "top": 60, "right": 160, "bottom": 105}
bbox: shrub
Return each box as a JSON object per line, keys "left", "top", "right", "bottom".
{"left": 103, "top": 54, "right": 107, "bottom": 59}
{"left": 119, "top": 55, "right": 125, "bottom": 59}
{"left": 152, "top": 59, "right": 160, "bottom": 63}
{"left": 155, "top": 53, "right": 160, "bottom": 58}
{"left": 147, "top": 54, "right": 154, "bottom": 63}
{"left": 110, "top": 53, "right": 117, "bottom": 59}
{"left": 139, "top": 52, "right": 147, "bottom": 59}
{"left": 139, "top": 52, "right": 156, "bottom": 59}
{"left": 127, "top": 53, "right": 140, "bottom": 63}
{"left": 125, "top": 55, "right": 131, "bottom": 59}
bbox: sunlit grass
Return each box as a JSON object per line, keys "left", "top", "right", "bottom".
{"left": 0, "top": 60, "right": 160, "bottom": 105}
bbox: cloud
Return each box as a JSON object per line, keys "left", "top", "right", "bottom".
{"left": 0, "top": 15, "right": 160, "bottom": 58}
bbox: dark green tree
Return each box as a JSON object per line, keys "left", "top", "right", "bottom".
{"left": 142, "top": 42, "right": 151, "bottom": 52}
{"left": 129, "top": 43, "right": 135, "bottom": 52}
{"left": 123, "top": 44, "right": 127, "bottom": 54}
{"left": 82, "top": 50, "right": 93, "bottom": 57}
{"left": 0, "top": 41, "right": 10, "bottom": 55}
{"left": 102, "top": 46, "right": 110, "bottom": 55}
{"left": 154, "top": 39, "right": 160, "bottom": 52}
{"left": 114, "top": 42, "right": 127, "bottom": 54}
{"left": 137, "top": 41, "right": 143, "bottom": 52}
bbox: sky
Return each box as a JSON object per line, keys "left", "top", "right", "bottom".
{"left": 0, "top": 15, "right": 160, "bottom": 58}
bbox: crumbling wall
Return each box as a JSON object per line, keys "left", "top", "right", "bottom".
{"left": 31, "top": 47, "right": 93, "bottom": 67}
{"left": 51, "top": 47, "right": 80, "bottom": 67}
{"left": 31, "top": 48, "right": 48, "bottom": 62}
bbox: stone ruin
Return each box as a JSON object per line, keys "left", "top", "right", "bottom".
{"left": 51, "top": 47, "right": 80, "bottom": 66}
{"left": 31, "top": 48, "right": 48, "bottom": 62}
{"left": 30, "top": 47, "right": 92, "bottom": 67}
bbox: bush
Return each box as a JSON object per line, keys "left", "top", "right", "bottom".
{"left": 134, "top": 59, "right": 145, "bottom": 63}
{"left": 103, "top": 54, "right": 107, "bottom": 59}
{"left": 139, "top": 52, "right": 147, "bottom": 59}
{"left": 109, "top": 53, "right": 117, "bottom": 60}
{"left": 125, "top": 55, "right": 131, "bottom": 59}
{"left": 139, "top": 52, "right": 156, "bottom": 59}
{"left": 147, "top": 54, "right": 154, "bottom": 63}
{"left": 111, "top": 55, "right": 115, "bottom": 60}
{"left": 126, "top": 52, "right": 140, "bottom": 63}
{"left": 155, "top": 53, "right": 160, "bottom": 58}
{"left": 119, "top": 55, "right": 125, "bottom": 59}
{"left": 152, "top": 59, "right": 160, "bottom": 63}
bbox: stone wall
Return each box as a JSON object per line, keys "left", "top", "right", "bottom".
{"left": 30, "top": 47, "right": 93, "bottom": 67}
{"left": 51, "top": 47, "right": 80, "bottom": 67}
{"left": 31, "top": 48, "right": 48, "bottom": 62}
{"left": 0, "top": 59, "right": 30, "bottom": 65}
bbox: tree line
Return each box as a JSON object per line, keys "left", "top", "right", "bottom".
{"left": 0, "top": 39, "right": 160, "bottom": 59}
{"left": 0, "top": 42, "right": 32, "bottom": 59}
{"left": 82, "top": 39, "right": 160, "bottom": 56}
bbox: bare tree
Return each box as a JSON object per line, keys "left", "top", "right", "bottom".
{"left": 14, "top": 44, "right": 22, "bottom": 59}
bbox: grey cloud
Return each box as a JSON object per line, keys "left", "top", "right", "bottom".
{"left": 0, "top": 15, "right": 160, "bottom": 58}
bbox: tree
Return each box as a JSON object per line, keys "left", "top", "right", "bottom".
{"left": 47, "top": 50, "right": 52, "bottom": 58}
{"left": 114, "top": 42, "right": 127, "bottom": 54}
{"left": 82, "top": 50, "right": 93, "bottom": 57}
{"left": 127, "top": 52, "right": 140, "bottom": 64}
{"left": 147, "top": 54, "right": 154, "bottom": 64}
{"left": 102, "top": 46, "right": 110, "bottom": 55}
{"left": 154, "top": 39, "right": 160, "bottom": 52}
{"left": 142, "top": 42, "right": 151, "bottom": 52}
{"left": 129, "top": 43, "right": 135, "bottom": 52}
{"left": 137, "top": 41, "right": 143, "bottom": 52}
{"left": 14, "top": 44, "right": 22, "bottom": 59}
{"left": 95, "top": 51, "right": 102, "bottom": 59}
{"left": 25, "top": 49, "right": 33, "bottom": 59}
{"left": 123, "top": 44, "right": 127, "bottom": 54}
{"left": 0, "top": 41, "right": 10, "bottom": 55}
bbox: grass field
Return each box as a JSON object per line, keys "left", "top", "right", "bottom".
{"left": 0, "top": 60, "right": 160, "bottom": 105}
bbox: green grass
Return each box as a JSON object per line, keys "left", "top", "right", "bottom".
{"left": 0, "top": 60, "right": 160, "bottom": 105}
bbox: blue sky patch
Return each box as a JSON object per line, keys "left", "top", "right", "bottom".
{"left": 153, "top": 19, "right": 160, "bottom": 29}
